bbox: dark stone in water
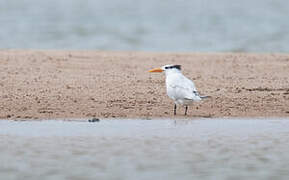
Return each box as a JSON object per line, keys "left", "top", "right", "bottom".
{"left": 88, "top": 118, "right": 100, "bottom": 122}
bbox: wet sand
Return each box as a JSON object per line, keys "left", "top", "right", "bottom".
{"left": 1, "top": 50, "right": 289, "bottom": 119}
{"left": 1, "top": 118, "right": 289, "bottom": 180}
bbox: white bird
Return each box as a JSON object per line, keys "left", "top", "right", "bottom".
{"left": 149, "top": 64, "right": 209, "bottom": 115}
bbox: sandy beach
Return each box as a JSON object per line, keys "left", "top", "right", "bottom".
{"left": 0, "top": 50, "right": 289, "bottom": 119}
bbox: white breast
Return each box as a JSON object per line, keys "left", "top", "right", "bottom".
{"left": 165, "top": 70, "right": 201, "bottom": 105}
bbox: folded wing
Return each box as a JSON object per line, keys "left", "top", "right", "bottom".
{"left": 169, "top": 75, "right": 201, "bottom": 101}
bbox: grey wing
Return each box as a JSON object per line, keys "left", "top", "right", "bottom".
{"left": 170, "top": 76, "right": 201, "bottom": 100}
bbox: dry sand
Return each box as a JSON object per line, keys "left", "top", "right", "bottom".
{"left": 0, "top": 50, "right": 289, "bottom": 119}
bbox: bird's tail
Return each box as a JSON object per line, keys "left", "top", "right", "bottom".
{"left": 200, "top": 95, "right": 211, "bottom": 99}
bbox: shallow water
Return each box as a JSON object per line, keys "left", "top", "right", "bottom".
{"left": 1, "top": 0, "right": 289, "bottom": 52}
{"left": 1, "top": 118, "right": 289, "bottom": 180}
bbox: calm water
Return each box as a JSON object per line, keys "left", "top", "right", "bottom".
{"left": 1, "top": 118, "right": 289, "bottom": 180}
{"left": 1, "top": 0, "right": 289, "bottom": 52}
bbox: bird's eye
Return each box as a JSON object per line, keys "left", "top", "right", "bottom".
{"left": 165, "top": 67, "right": 168, "bottom": 69}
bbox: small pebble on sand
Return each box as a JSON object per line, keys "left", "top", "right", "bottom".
{"left": 88, "top": 118, "right": 100, "bottom": 122}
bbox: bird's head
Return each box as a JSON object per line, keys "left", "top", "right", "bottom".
{"left": 149, "top": 64, "right": 181, "bottom": 73}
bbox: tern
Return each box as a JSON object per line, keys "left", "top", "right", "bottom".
{"left": 149, "top": 64, "right": 209, "bottom": 115}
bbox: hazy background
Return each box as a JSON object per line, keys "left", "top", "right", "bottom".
{"left": 1, "top": 0, "right": 289, "bottom": 52}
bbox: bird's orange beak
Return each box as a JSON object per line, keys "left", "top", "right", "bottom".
{"left": 149, "top": 68, "right": 163, "bottom": 72}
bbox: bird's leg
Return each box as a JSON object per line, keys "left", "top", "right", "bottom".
{"left": 185, "top": 106, "right": 188, "bottom": 116}
{"left": 174, "top": 104, "right": 177, "bottom": 115}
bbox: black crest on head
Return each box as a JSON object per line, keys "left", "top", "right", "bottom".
{"left": 165, "top": 65, "right": 181, "bottom": 70}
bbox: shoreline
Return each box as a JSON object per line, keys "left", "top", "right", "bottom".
{"left": 1, "top": 50, "right": 289, "bottom": 119}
